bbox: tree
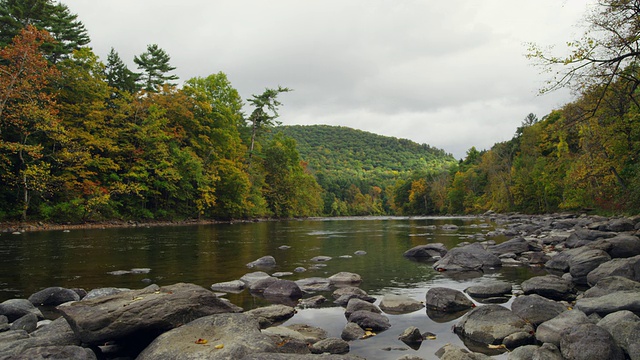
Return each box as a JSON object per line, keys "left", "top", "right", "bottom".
{"left": 0, "top": 0, "right": 89, "bottom": 62}
{"left": 105, "top": 47, "right": 139, "bottom": 94}
{"left": 133, "top": 44, "right": 178, "bottom": 92}
{"left": 0, "top": 25, "right": 60, "bottom": 220}
{"left": 527, "top": 0, "right": 640, "bottom": 108}
{"left": 247, "top": 86, "right": 291, "bottom": 158}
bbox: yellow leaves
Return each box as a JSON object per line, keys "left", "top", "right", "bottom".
{"left": 488, "top": 344, "right": 507, "bottom": 350}
{"left": 214, "top": 344, "right": 224, "bottom": 349}
{"left": 194, "top": 338, "right": 223, "bottom": 349}
{"left": 361, "top": 329, "right": 377, "bottom": 339}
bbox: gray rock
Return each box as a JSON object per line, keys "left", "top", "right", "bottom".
{"left": 378, "top": 294, "right": 424, "bottom": 314}
{"left": 245, "top": 304, "right": 296, "bottom": 328}
{"left": 137, "top": 313, "right": 276, "bottom": 360}
{"left": 508, "top": 343, "right": 562, "bottom": 360}
{"left": 310, "top": 337, "right": 349, "bottom": 355}
{"left": 28, "top": 287, "right": 80, "bottom": 306}
{"left": 298, "top": 295, "right": 327, "bottom": 309}
{"left": 272, "top": 272, "right": 293, "bottom": 277}
{"left": 328, "top": 272, "right": 362, "bottom": 285}
{"left": 249, "top": 277, "right": 280, "bottom": 293}
{"left": 347, "top": 310, "right": 391, "bottom": 331}
{"left": 398, "top": 326, "right": 423, "bottom": 344}
{"left": 597, "top": 310, "right": 640, "bottom": 360}
{"left": 240, "top": 271, "right": 273, "bottom": 287}
{"left": 575, "top": 290, "right": 640, "bottom": 316}
{"left": 434, "top": 343, "right": 493, "bottom": 360}
{"left": 332, "top": 287, "right": 376, "bottom": 306}
{"left": 425, "top": 287, "right": 474, "bottom": 312}
{"left": 510, "top": 294, "right": 567, "bottom": 326}
{"left": 592, "top": 234, "right": 640, "bottom": 258}
{"left": 568, "top": 249, "right": 611, "bottom": 284}
{"left": 403, "top": 243, "right": 447, "bottom": 259}
{"left": 263, "top": 280, "right": 303, "bottom": 304}
{"left": 344, "top": 298, "right": 381, "bottom": 318}
{"left": 586, "top": 255, "right": 640, "bottom": 286}
{"left": 341, "top": 322, "right": 365, "bottom": 341}
{"left": 560, "top": 323, "right": 625, "bottom": 360}
{"left": 56, "top": 283, "right": 242, "bottom": 345}
{"left": 453, "top": 304, "right": 534, "bottom": 346}
{"left": 286, "top": 324, "right": 328, "bottom": 343}
{"left": 211, "top": 280, "right": 246, "bottom": 293}
{"left": 295, "top": 277, "right": 332, "bottom": 292}
{"left": 246, "top": 255, "right": 277, "bottom": 269}
{"left": 582, "top": 276, "right": 640, "bottom": 298}
{"left": 488, "top": 237, "right": 531, "bottom": 255}
{"left": 10, "top": 345, "right": 96, "bottom": 360}
{"left": 433, "top": 243, "right": 502, "bottom": 271}
{"left": 521, "top": 274, "right": 576, "bottom": 301}
{"left": 83, "top": 287, "right": 129, "bottom": 300}
{"left": 606, "top": 218, "right": 636, "bottom": 232}
{"left": 536, "top": 310, "right": 591, "bottom": 346}
{"left": 241, "top": 354, "right": 364, "bottom": 359}
{"left": 10, "top": 313, "right": 37, "bottom": 333}
{"left": 465, "top": 281, "right": 512, "bottom": 299}
{"left": 311, "top": 256, "right": 332, "bottom": 262}
{"left": 0, "top": 299, "right": 44, "bottom": 322}
{"left": 0, "top": 317, "right": 81, "bottom": 359}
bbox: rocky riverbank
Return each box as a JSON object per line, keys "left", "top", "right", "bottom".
{"left": 1, "top": 213, "right": 639, "bottom": 359}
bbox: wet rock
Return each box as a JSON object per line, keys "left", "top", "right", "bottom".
{"left": 328, "top": 272, "right": 362, "bottom": 285}
{"left": 56, "top": 283, "right": 242, "bottom": 345}
{"left": 246, "top": 255, "right": 277, "bottom": 269}
{"left": 597, "top": 310, "right": 640, "bottom": 360}
{"left": 263, "top": 325, "right": 324, "bottom": 344}
{"left": 310, "top": 337, "right": 349, "bottom": 355}
{"left": 575, "top": 290, "right": 640, "bottom": 316}
{"left": 28, "top": 287, "right": 80, "bottom": 306}
{"left": 465, "top": 281, "right": 512, "bottom": 299}
{"left": 0, "top": 299, "right": 43, "bottom": 322}
{"left": 347, "top": 310, "right": 391, "bottom": 331}
{"left": 433, "top": 243, "right": 502, "bottom": 272}
{"left": 425, "top": 287, "right": 474, "bottom": 312}
{"left": 510, "top": 294, "right": 568, "bottom": 326}
{"left": 453, "top": 304, "right": 534, "bottom": 347}
{"left": 536, "top": 310, "right": 591, "bottom": 346}
{"left": 521, "top": 274, "right": 576, "bottom": 301}
{"left": 398, "top": 326, "right": 423, "bottom": 345}
{"left": 354, "top": 250, "right": 367, "bottom": 256}
{"left": 560, "top": 323, "right": 625, "bottom": 360}
{"left": 211, "top": 280, "right": 246, "bottom": 293}
{"left": 586, "top": 255, "right": 640, "bottom": 286}
{"left": 403, "top": 243, "right": 447, "bottom": 259}
{"left": 344, "top": 298, "right": 381, "bottom": 318}
{"left": 137, "top": 313, "right": 276, "bottom": 360}
{"left": 341, "top": 322, "right": 365, "bottom": 341}
{"left": 378, "top": 294, "right": 424, "bottom": 314}
{"left": 245, "top": 304, "right": 296, "bottom": 328}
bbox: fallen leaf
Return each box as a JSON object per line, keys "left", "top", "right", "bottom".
{"left": 487, "top": 344, "right": 506, "bottom": 349}
{"left": 195, "top": 338, "right": 208, "bottom": 344}
{"left": 214, "top": 344, "right": 224, "bottom": 349}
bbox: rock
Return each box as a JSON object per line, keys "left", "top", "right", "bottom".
{"left": 240, "top": 271, "right": 273, "bottom": 287}
{"left": 586, "top": 255, "right": 640, "bottom": 286}
{"left": 10, "top": 345, "right": 97, "bottom": 360}
{"left": 211, "top": 280, "right": 246, "bottom": 293}
{"left": 378, "top": 294, "right": 424, "bottom": 314}
{"left": 606, "top": 218, "right": 636, "bottom": 232}
{"left": 341, "top": 322, "right": 365, "bottom": 341}
{"left": 294, "top": 267, "right": 306, "bottom": 273}
{"left": 311, "top": 256, "right": 332, "bottom": 262}
{"left": 272, "top": 272, "right": 293, "bottom": 277}
{"left": 309, "top": 337, "right": 349, "bottom": 355}
{"left": 263, "top": 280, "right": 303, "bottom": 304}
{"left": 246, "top": 255, "right": 277, "bottom": 269}
{"left": 508, "top": 343, "right": 562, "bottom": 360}
{"left": 598, "top": 310, "right": 640, "bottom": 360}
{"left": 433, "top": 243, "right": 502, "bottom": 271}
{"left": 0, "top": 317, "right": 81, "bottom": 358}
{"left": 434, "top": 343, "right": 493, "bottom": 360}
{"left": 510, "top": 294, "right": 568, "bottom": 326}
{"left": 344, "top": 298, "right": 381, "bottom": 318}
{"left": 83, "top": 287, "right": 128, "bottom": 300}
{"left": 263, "top": 325, "right": 322, "bottom": 344}
{"left": 536, "top": 309, "right": 591, "bottom": 346}
{"left": 520, "top": 274, "right": 576, "bottom": 301}
{"left": 56, "top": 283, "right": 242, "bottom": 345}
{"left": 332, "top": 287, "right": 376, "bottom": 306}
{"left": 465, "top": 281, "right": 512, "bottom": 299}
{"left": 28, "top": 287, "right": 80, "bottom": 306}
{"left": 592, "top": 234, "right": 640, "bottom": 258}
{"left": 245, "top": 304, "right": 296, "bottom": 328}
{"left": 295, "top": 277, "right": 332, "bottom": 292}
{"left": 10, "top": 313, "right": 37, "bottom": 333}
{"left": 347, "top": 310, "right": 391, "bottom": 331}
{"left": 560, "top": 323, "right": 625, "bottom": 360}
{"left": 0, "top": 315, "right": 7, "bottom": 332}
{"left": 249, "top": 277, "right": 280, "bottom": 293}
{"left": 0, "top": 299, "right": 44, "bottom": 322}
{"left": 403, "top": 243, "right": 447, "bottom": 259}
{"left": 354, "top": 250, "right": 367, "bottom": 256}
{"left": 582, "top": 276, "right": 640, "bottom": 298}
{"left": 398, "top": 326, "right": 423, "bottom": 344}
{"left": 575, "top": 290, "right": 640, "bottom": 316}
{"left": 298, "top": 295, "right": 327, "bottom": 308}
{"left": 328, "top": 272, "right": 362, "bottom": 285}
{"left": 453, "top": 304, "right": 534, "bottom": 347}
{"left": 242, "top": 354, "right": 364, "bottom": 359}
{"left": 425, "top": 287, "right": 474, "bottom": 312}
{"left": 488, "top": 237, "right": 531, "bottom": 255}
{"left": 286, "top": 324, "right": 328, "bottom": 343}
{"left": 137, "top": 313, "right": 276, "bottom": 360}
{"left": 568, "top": 249, "right": 611, "bottom": 284}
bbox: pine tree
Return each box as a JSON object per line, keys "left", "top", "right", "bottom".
{"left": 133, "top": 44, "right": 178, "bottom": 92}
{"left": 105, "top": 47, "right": 139, "bottom": 93}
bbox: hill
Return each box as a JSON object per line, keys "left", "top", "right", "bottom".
{"left": 273, "top": 125, "right": 457, "bottom": 214}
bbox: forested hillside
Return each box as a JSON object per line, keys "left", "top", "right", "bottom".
{"left": 275, "top": 125, "right": 456, "bottom": 215}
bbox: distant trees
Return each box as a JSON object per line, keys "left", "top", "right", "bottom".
{"left": 134, "top": 44, "right": 178, "bottom": 92}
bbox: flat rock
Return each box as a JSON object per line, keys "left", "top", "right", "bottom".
{"left": 298, "top": 295, "right": 327, "bottom": 309}
{"left": 240, "top": 272, "right": 273, "bottom": 287}
{"left": 378, "top": 294, "right": 424, "bottom": 314}
{"left": 582, "top": 276, "right": 640, "bottom": 298}
{"left": 575, "top": 290, "right": 640, "bottom": 316}
{"left": 211, "top": 280, "right": 246, "bottom": 293}
{"left": 309, "top": 337, "right": 349, "bottom": 355}
{"left": 56, "top": 283, "right": 242, "bottom": 345}
{"left": 10, "top": 345, "right": 96, "bottom": 360}
{"left": 568, "top": 249, "right": 611, "bottom": 284}
{"left": 328, "top": 272, "right": 362, "bottom": 285}
{"left": 520, "top": 274, "right": 576, "bottom": 301}
{"left": 295, "top": 277, "right": 332, "bottom": 292}
{"left": 488, "top": 237, "right": 531, "bottom": 255}
{"left": 465, "top": 281, "right": 512, "bottom": 299}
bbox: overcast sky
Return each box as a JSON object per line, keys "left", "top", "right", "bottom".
{"left": 64, "top": 0, "right": 594, "bottom": 159}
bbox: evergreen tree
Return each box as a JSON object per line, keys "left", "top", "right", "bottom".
{"left": 133, "top": 44, "right": 178, "bottom": 92}
{"left": 105, "top": 47, "right": 139, "bottom": 93}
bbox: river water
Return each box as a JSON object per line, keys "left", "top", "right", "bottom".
{"left": 0, "top": 216, "right": 546, "bottom": 359}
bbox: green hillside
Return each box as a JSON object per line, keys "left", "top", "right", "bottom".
{"left": 274, "top": 125, "right": 457, "bottom": 215}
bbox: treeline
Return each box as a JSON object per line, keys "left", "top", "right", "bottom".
{"left": 0, "top": 1, "right": 323, "bottom": 222}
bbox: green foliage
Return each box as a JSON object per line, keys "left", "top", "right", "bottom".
{"left": 134, "top": 44, "right": 178, "bottom": 92}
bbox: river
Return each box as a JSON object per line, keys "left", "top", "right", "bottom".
{"left": 0, "top": 216, "right": 545, "bottom": 359}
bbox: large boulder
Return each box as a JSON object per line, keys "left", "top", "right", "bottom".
{"left": 586, "top": 255, "right": 640, "bottom": 286}
{"left": 433, "top": 243, "right": 502, "bottom": 271}
{"left": 520, "top": 274, "right": 576, "bottom": 301}
{"left": 137, "top": 313, "right": 276, "bottom": 360}
{"left": 425, "top": 287, "right": 474, "bottom": 312}
{"left": 28, "top": 287, "right": 80, "bottom": 306}
{"left": 597, "top": 310, "right": 640, "bottom": 360}
{"left": 591, "top": 234, "right": 640, "bottom": 258}
{"left": 56, "top": 283, "right": 242, "bottom": 345}
{"left": 453, "top": 304, "right": 534, "bottom": 347}
{"left": 536, "top": 310, "right": 591, "bottom": 346}
{"left": 568, "top": 249, "right": 611, "bottom": 284}
{"left": 560, "top": 323, "right": 625, "bottom": 360}
{"left": 510, "top": 294, "right": 568, "bottom": 326}
{"left": 403, "top": 243, "right": 447, "bottom": 259}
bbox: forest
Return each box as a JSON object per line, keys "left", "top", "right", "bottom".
{"left": 1, "top": 0, "right": 640, "bottom": 223}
